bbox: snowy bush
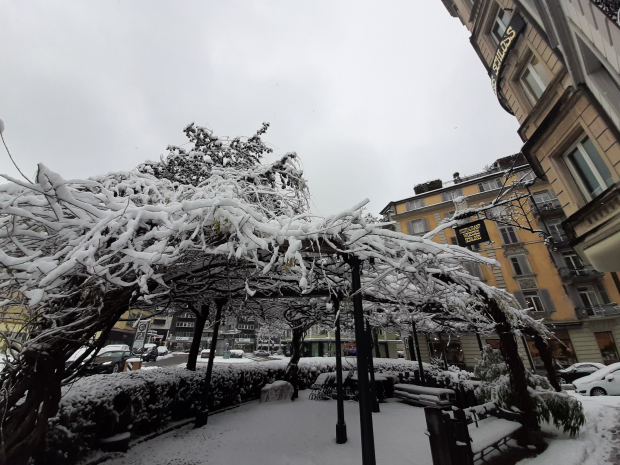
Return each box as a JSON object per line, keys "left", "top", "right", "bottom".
{"left": 474, "top": 345, "right": 585, "bottom": 436}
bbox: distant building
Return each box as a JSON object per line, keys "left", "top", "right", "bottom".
{"left": 381, "top": 156, "right": 620, "bottom": 369}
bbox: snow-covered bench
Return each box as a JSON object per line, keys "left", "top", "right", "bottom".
{"left": 394, "top": 384, "right": 456, "bottom": 408}
{"left": 260, "top": 380, "right": 294, "bottom": 402}
{"left": 309, "top": 371, "right": 354, "bottom": 400}
{"left": 424, "top": 402, "right": 522, "bottom": 465}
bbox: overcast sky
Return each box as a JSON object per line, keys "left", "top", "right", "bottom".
{"left": 1, "top": 1, "right": 523, "bottom": 216}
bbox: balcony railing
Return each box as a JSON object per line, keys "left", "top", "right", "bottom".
{"left": 575, "top": 303, "right": 620, "bottom": 319}
{"left": 558, "top": 265, "right": 605, "bottom": 282}
{"left": 591, "top": 1, "right": 620, "bottom": 23}
{"left": 531, "top": 198, "right": 562, "bottom": 216}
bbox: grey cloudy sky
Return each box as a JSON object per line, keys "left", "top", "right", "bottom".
{"left": 1, "top": 1, "right": 523, "bottom": 216}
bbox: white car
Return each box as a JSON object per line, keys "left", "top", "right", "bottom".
{"left": 102, "top": 344, "right": 130, "bottom": 353}
{"left": 156, "top": 346, "right": 168, "bottom": 355}
{"left": 573, "top": 362, "right": 620, "bottom": 396}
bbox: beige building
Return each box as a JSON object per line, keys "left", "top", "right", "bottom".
{"left": 439, "top": 0, "right": 620, "bottom": 272}
{"left": 381, "top": 155, "right": 620, "bottom": 370}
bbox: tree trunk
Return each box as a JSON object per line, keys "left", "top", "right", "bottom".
{"left": 0, "top": 287, "right": 134, "bottom": 465}
{"left": 372, "top": 328, "right": 381, "bottom": 358}
{"left": 486, "top": 298, "right": 544, "bottom": 448}
{"left": 530, "top": 331, "right": 561, "bottom": 392}
{"left": 187, "top": 306, "right": 207, "bottom": 371}
{"left": 195, "top": 298, "right": 225, "bottom": 428}
{"left": 286, "top": 327, "right": 304, "bottom": 400}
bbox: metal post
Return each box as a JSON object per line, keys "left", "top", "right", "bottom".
{"left": 348, "top": 255, "right": 376, "bottom": 465}
{"left": 195, "top": 298, "right": 225, "bottom": 428}
{"left": 475, "top": 333, "right": 484, "bottom": 352}
{"left": 333, "top": 297, "right": 347, "bottom": 444}
{"left": 437, "top": 333, "right": 449, "bottom": 370}
{"left": 412, "top": 321, "right": 425, "bottom": 385}
{"left": 365, "top": 320, "right": 380, "bottom": 412}
{"left": 522, "top": 335, "right": 536, "bottom": 373}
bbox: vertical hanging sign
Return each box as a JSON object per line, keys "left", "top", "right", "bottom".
{"left": 132, "top": 321, "right": 150, "bottom": 351}
{"left": 490, "top": 15, "right": 526, "bottom": 97}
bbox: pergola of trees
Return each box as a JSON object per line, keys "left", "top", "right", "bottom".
{"left": 0, "top": 123, "right": 579, "bottom": 465}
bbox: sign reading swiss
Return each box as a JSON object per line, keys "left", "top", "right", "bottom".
{"left": 455, "top": 220, "right": 490, "bottom": 247}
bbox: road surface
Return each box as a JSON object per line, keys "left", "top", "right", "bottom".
{"left": 143, "top": 353, "right": 188, "bottom": 367}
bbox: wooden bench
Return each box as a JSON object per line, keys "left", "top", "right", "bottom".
{"left": 308, "top": 371, "right": 355, "bottom": 400}
{"left": 394, "top": 384, "right": 456, "bottom": 408}
{"left": 424, "top": 402, "right": 522, "bottom": 465}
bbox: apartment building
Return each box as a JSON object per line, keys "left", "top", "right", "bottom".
{"left": 380, "top": 156, "right": 620, "bottom": 369}
{"left": 439, "top": 0, "right": 620, "bottom": 272}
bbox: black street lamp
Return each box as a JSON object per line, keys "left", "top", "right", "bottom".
{"left": 332, "top": 296, "right": 347, "bottom": 444}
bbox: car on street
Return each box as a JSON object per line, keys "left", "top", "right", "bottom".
{"left": 254, "top": 350, "right": 270, "bottom": 357}
{"left": 85, "top": 350, "right": 133, "bottom": 374}
{"left": 65, "top": 344, "right": 131, "bottom": 369}
{"left": 555, "top": 362, "right": 605, "bottom": 384}
{"left": 573, "top": 362, "right": 620, "bottom": 396}
{"left": 141, "top": 346, "right": 158, "bottom": 362}
{"left": 156, "top": 346, "right": 169, "bottom": 356}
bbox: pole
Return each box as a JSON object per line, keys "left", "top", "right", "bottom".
{"left": 333, "top": 297, "right": 347, "bottom": 444}
{"left": 412, "top": 321, "right": 425, "bottom": 385}
{"left": 195, "top": 298, "right": 225, "bottom": 428}
{"left": 437, "top": 333, "right": 449, "bottom": 370}
{"left": 475, "top": 333, "right": 484, "bottom": 352}
{"left": 347, "top": 255, "right": 376, "bottom": 465}
{"left": 522, "top": 335, "right": 537, "bottom": 373}
{"left": 365, "top": 320, "right": 380, "bottom": 412}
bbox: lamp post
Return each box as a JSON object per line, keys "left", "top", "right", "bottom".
{"left": 411, "top": 321, "right": 425, "bottom": 385}
{"left": 346, "top": 254, "right": 376, "bottom": 465}
{"left": 332, "top": 297, "right": 347, "bottom": 444}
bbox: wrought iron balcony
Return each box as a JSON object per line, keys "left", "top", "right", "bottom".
{"left": 591, "top": 1, "right": 620, "bottom": 22}
{"left": 558, "top": 265, "right": 605, "bottom": 283}
{"left": 531, "top": 198, "right": 562, "bottom": 217}
{"left": 575, "top": 303, "right": 620, "bottom": 319}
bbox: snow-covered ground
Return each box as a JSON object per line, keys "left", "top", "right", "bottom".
{"left": 102, "top": 396, "right": 431, "bottom": 465}
{"left": 518, "top": 393, "right": 620, "bottom": 465}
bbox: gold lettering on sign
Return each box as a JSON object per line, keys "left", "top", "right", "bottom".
{"left": 491, "top": 25, "right": 518, "bottom": 95}
{"left": 459, "top": 223, "right": 483, "bottom": 244}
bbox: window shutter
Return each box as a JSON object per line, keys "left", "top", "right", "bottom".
{"left": 477, "top": 182, "right": 485, "bottom": 192}
{"left": 406, "top": 220, "right": 414, "bottom": 235}
{"left": 539, "top": 289, "right": 556, "bottom": 313}
{"left": 516, "top": 255, "right": 532, "bottom": 274}
{"left": 422, "top": 217, "right": 430, "bottom": 232}
{"left": 513, "top": 291, "right": 527, "bottom": 309}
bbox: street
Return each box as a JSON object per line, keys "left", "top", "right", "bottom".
{"left": 143, "top": 353, "right": 189, "bottom": 368}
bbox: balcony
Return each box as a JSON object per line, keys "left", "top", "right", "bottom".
{"left": 531, "top": 199, "right": 562, "bottom": 217}
{"left": 575, "top": 303, "right": 620, "bottom": 319}
{"left": 590, "top": 1, "right": 620, "bottom": 22}
{"left": 558, "top": 265, "right": 605, "bottom": 283}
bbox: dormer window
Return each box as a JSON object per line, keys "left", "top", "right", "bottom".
{"left": 441, "top": 188, "right": 464, "bottom": 202}
{"left": 405, "top": 198, "right": 425, "bottom": 211}
{"left": 492, "top": 7, "right": 512, "bottom": 43}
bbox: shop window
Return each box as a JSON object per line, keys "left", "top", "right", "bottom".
{"left": 407, "top": 218, "right": 430, "bottom": 235}
{"left": 523, "top": 290, "right": 545, "bottom": 312}
{"left": 428, "top": 334, "right": 465, "bottom": 367}
{"left": 545, "top": 218, "right": 567, "bottom": 242}
{"left": 519, "top": 54, "right": 552, "bottom": 105}
{"left": 595, "top": 332, "right": 620, "bottom": 365}
{"left": 477, "top": 178, "right": 503, "bottom": 192}
{"left": 510, "top": 255, "right": 532, "bottom": 276}
{"left": 405, "top": 198, "right": 425, "bottom": 211}
{"left": 562, "top": 251, "right": 583, "bottom": 270}
{"left": 491, "top": 7, "right": 512, "bottom": 43}
{"left": 565, "top": 136, "right": 614, "bottom": 201}
{"left": 527, "top": 330, "right": 577, "bottom": 368}
{"left": 499, "top": 225, "right": 519, "bottom": 244}
{"left": 441, "top": 188, "right": 464, "bottom": 202}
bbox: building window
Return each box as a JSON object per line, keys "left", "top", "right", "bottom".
{"left": 598, "top": 284, "right": 611, "bottom": 304}
{"left": 444, "top": 210, "right": 455, "bottom": 220}
{"left": 441, "top": 188, "right": 464, "bottom": 202}
{"left": 595, "top": 332, "right": 620, "bottom": 365}
{"left": 428, "top": 334, "right": 465, "bottom": 367}
{"left": 545, "top": 218, "right": 567, "bottom": 242}
{"left": 405, "top": 198, "right": 425, "bottom": 211}
{"left": 523, "top": 290, "right": 545, "bottom": 312}
{"left": 238, "top": 324, "right": 254, "bottom": 330}
{"left": 577, "top": 286, "right": 599, "bottom": 308}
{"left": 153, "top": 319, "right": 167, "bottom": 326}
{"left": 491, "top": 7, "right": 512, "bottom": 43}
{"left": 519, "top": 54, "right": 552, "bottom": 105}
{"left": 406, "top": 218, "right": 430, "bottom": 235}
{"left": 532, "top": 190, "right": 553, "bottom": 204}
{"left": 499, "top": 225, "right": 519, "bottom": 244}
{"left": 562, "top": 251, "right": 583, "bottom": 270}
{"left": 527, "top": 330, "right": 577, "bottom": 367}
{"left": 449, "top": 236, "right": 458, "bottom": 245}
{"left": 565, "top": 136, "right": 614, "bottom": 201}
{"left": 510, "top": 255, "right": 531, "bottom": 275}
{"left": 519, "top": 171, "right": 537, "bottom": 183}
{"left": 477, "top": 178, "right": 503, "bottom": 192}
{"left": 176, "top": 322, "right": 195, "bottom": 328}
{"left": 463, "top": 262, "right": 485, "bottom": 280}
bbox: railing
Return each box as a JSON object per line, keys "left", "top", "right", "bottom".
{"left": 558, "top": 265, "right": 605, "bottom": 281}
{"left": 536, "top": 198, "right": 562, "bottom": 212}
{"left": 575, "top": 303, "right": 620, "bottom": 319}
{"left": 591, "top": 1, "right": 620, "bottom": 23}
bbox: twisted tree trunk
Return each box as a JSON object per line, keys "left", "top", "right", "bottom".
{"left": 286, "top": 327, "right": 304, "bottom": 400}
{"left": 187, "top": 305, "right": 208, "bottom": 371}
{"left": 0, "top": 287, "right": 134, "bottom": 465}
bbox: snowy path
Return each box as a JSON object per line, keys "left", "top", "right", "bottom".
{"left": 102, "top": 396, "right": 431, "bottom": 465}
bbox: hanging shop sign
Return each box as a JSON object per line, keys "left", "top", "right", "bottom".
{"left": 455, "top": 219, "right": 490, "bottom": 247}
{"left": 490, "top": 14, "right": 526, "bottom": 97}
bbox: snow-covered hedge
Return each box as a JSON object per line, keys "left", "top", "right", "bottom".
{"left": 42, "top": 358, "right": 458, "bottom": 465}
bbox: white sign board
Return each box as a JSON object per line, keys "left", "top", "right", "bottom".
{"left": 132, "top": 321, "right": 150, "bottom": 350}
{"left": 175, "top": 336, "right": 190, "bottom": 341}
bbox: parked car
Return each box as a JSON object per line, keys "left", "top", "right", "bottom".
{"left": 201, "top": 349, "right": 211, "bottom": 358}
{"left": 65, "top": 344, "right": 131, "bottom": 369}
{"left": 397, "top": 350, "right": 405, "bottom": 359}
{"left": 230, "top": 349, "right": 244, "bottom": 358}
{"left": 85, "top": 350, "right": 132, "bottom": 374}
{"left": 141, "top": 346, "right": 158, "bottom": 362}
{"left": 573, "top": 362, "right": 620, "bottom": 396}
{"left": 102, "top": 344, "right": 130, "bottom": 353}
{"left": 156, "top": 346, "right": 169, "bottom": 356}
{"left": 555, "top": 362, "right": 605, "bottom": 385}
{"left": 254, "top": 350, "right": 270, "bottom": 357}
